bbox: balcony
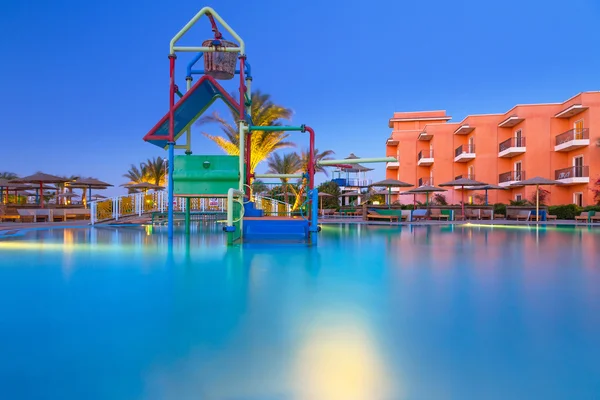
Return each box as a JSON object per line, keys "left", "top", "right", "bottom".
{"left": 498, "top": 137, "right": 526, "bottom": 158}
{"left": 454, "top": 174, "right": 475, "bottom": 180}
{"left": 418, "top": 131, "right": 433, "bottom": 141}
{"left": 418, "top": 177, "right": 433, "bottom": 186}
{"left": 454, "top": 144, "right": 476, "bottom": 162}
{"left": 454, "top": 124, "right": 475, "bottom": 135}
{"left": 386, "top": 137, "right": 399, "bottom": 146}
{"left": 417, "top": 150, "right": 434, "bottom": 166}
{"left": 499, "top": 171, "right": 526, "bottom": 187}
{"left": 498, "top": 115, "right": 524, "bottom": 128}
{"left": 332, "top": 178, "right": 373, "bottom": 188}
{"left": 386, "top": 161, "right": 399, "bottom": 169}
{"left": 555, "top": 166, "right": 589, "bottom": 185}
{"left": 554, "top": 128, "right": 590, "bottom": 152}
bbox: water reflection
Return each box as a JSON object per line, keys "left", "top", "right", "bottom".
{"left": 0, "top": 224, "right": 599, "bottom": 399}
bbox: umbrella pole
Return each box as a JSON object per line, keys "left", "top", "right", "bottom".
{"left": 485, "top": 189, "right": 488, "bottom": 206}
{"left": 40, "top": 182, "right": 44, "bottom": 208}
{"left": 461, "top": 185, "right": 465, "bottom": 218}
{"left": 536, "top": 184, "right": 539, "bottom": 223}
{"left": 388, "top": 186, "right": 391, "bottom": 208}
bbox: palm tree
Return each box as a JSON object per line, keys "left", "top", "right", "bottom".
{"left": 266, "top": 152, "right": 302, "bottom": 205}
{"left": 198, "top": 90, "right": 295, "bottom": 173}
{"left": 0, "top": 172, "right": 18, "bottom": 180}
{"left": 123, "top": 164, "right": 146, "bottom": 184}
{"left": 290, "top": 148, "right": 336, "bottom": 210}
{"left": 143, "top": 157, "right": 167, "bottom": 186}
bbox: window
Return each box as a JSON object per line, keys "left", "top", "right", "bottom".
{"left": 574, "top": 192, "right": 583, "bottom": 207}
{"left": 574, "top": 119, "right": 584, "bottom": 138}
{"left": 514, "top": 161, "right": 522, "bottom": 180}
{"left": 468, "top": 165, "right": 475, "bottom": 179}
{"left": 468, "top": 136, "right": 475, "bottom": 152}
{"left": 515, "top": 194, "right": 522, "bottom": 201}
{"left": 468, "top": 196, "right": 473, "bottom": 204}
{"left": 515, "top": 129, "right": 523, "bottom": 146}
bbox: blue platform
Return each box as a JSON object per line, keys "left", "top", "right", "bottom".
{"left": 242, "top": 218, "right": 309, "bottom": 243}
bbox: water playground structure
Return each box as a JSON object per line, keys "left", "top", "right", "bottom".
{"left": 142, "top": 7, "right": 395, "bottom": 245}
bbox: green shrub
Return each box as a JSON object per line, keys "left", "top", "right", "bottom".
{"left": 493, "top": 203, "right": 506, "bottom": 216}
{"left": 583, "top": 205, "right": 600, "bottom": 212}
{"left": 548, "top": 204, "right": 582, "bottom": 219}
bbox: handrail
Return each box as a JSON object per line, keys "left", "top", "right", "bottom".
{"left": 555, "top": 128, "right": 589, "bottom": 145}
{"left": 499, "top": 137, "right": 526, "bottom": 152}
{"left": 555, "top": 165, "right": 589, "bottom": 180}
{"left": 169, "top": 7, "right": 245, "bottom": 55}
{"left": 223, "top": 188, "right": 244, "bottom": 232}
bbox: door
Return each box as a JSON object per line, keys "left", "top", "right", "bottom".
{"left": 574, "top": 120, "right": 584, "bottom": 139}
{"left": 468, "top": 136, "right": 475, "bottom": 153}
{"left": 574, "top": 192, "right": 583, "bottom": 207}
{"left": 468, "top": 165, "right": 475, "bottom": 180}
{"left": 515, "top": 161, "right": 522, "bottom": 181}
{"left": 573, "top": 156, "right": 583, "bottom": 177}
{"left": 515, "top": 129, "right": 522, "bottom": 147}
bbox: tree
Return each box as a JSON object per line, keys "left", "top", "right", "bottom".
{"left": 251, "top": 179, "right": 268, "bottom": 195}
{"left": 266, "top": 152, "right": 302, "bottom": 205}
{"left": 591, "top": 177, "right": 600, "bottom": 204}
{"left": 198, "top": 90, "right": 295, "bottom": 173}
{"left": 123, "top": 164, "right": 146, "bottom": 185}
{"left": 298, "top": 148, "right": 335, "bottom": 176}
{"left": 317, "top": 181, "right": 340, "bottom": 210}
{"left": 433, "top": 193, "right": 448, "bottom": 205}
{"left": 0, "top": 172, "right": 18, "bottom": 180}
{"left": 143, "top": 157, "right": 167, "bottom": 186}
{"left": 530, "top": 188, "right": 550, "bottom": 205}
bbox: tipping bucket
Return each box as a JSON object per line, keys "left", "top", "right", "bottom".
{"left": 203, "top": 39, "right": 238, "bottom": 80}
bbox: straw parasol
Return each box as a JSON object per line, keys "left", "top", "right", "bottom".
{"left": 9, "top": 172, "right": 68, "bottom": 208}
{"left": 465, "top": 184, "right": 507, "bottom": 205}
{"left": 439, "top": 178, "right": 488, "bottom": 218}
{"left": 68, "top": 178, "right": 113, "bottom": 202}
{"left": 317, "top": 192, "right": 334, "bottom": 212}
{"left": 510, "top": 176, "right": 562, "bottom": 222}
{"left": 400, "top": 185, "right": 447, "bottom": 207}
{"left": 369, "top": 179, "right": 413, "bottom": 205}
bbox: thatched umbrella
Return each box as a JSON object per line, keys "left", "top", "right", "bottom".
{"left": 439, "top": 178, "right": 488, "bottom": 218}
{"left": 510, "top": 176, "right": 562, "bottom": 222}
{"left": 465, "top": 184, "right": 507, "bottom": 206}
{"left": 369, "top": 179, "right": 413, "bottom": 205}
{"left": 9, "top": 173, "right": 67, "bottom": 208}
{"left": 67, "top": 178, "right": 113, "bottom": 204}
{"left": 400, "top": 185, "right": 447, "bottom": 207}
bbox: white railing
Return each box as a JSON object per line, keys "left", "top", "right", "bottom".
{"left": 90, "top": 191, "right": 293, "bottom": 224}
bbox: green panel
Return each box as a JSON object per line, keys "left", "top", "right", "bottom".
{"left": 372, "top": 209, "right": 404, "bottom": 216}
{"left": 173, "top": 155, "right": 240, "bottom": 196}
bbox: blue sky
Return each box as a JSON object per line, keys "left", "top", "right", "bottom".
{"left": 1, "top": 0, "right": 599, "bottom": 196}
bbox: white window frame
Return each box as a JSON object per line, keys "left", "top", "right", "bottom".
{"left": 573, "top": 192, "right": 583, "bottom": 207}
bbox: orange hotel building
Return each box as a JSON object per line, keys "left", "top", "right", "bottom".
{"left": 386, "top": 91, "right": 600, "bottom": 207}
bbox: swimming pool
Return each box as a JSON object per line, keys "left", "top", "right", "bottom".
{"left": 1, "top": 223, "right": 599, "bottom": 399}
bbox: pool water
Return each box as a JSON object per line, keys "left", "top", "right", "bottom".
{"left": 0, "top": 224, "right": 599, "bottom": 399}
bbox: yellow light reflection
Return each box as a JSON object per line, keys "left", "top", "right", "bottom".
{"left": 293, "top": 313, "right": 398, "bottom": 400}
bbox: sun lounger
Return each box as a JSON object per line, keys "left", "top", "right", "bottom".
{"left": 591, "top": 215, "right": 600, "bottom": 223}
{"left": 429, "top": 209, "right": 449, "bottom": 221}
{"left": 546, "top": 214, "right": 557, "bottom": 221}
{"left": 480, "top": 210, "right": 493, "bottom": 220}
{"left": 465, "top": 209, "right": 480, "bottom": 220}
{"left": 576, "top": 212, "right": 589, "bottom": 223}
{"left": 516, "top": 210, "right": 531, "bottom": 221}
{"left": 367, "top": 212, "right": 399, "bottom": 222}
{"left": 412, "top": 209, "right": 428, "bottom": 221}
{"left": 0, "top": 206, "right": 20, "bottom": 222}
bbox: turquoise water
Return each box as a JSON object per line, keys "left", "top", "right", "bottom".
{"left": 0, "top": 224, "right": 599, "bottom": 399}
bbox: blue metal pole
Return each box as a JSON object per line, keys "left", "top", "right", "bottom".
{"left": 168, "top": 142, "right": 175, "bottom": 240}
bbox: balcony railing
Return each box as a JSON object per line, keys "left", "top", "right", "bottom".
{"left": 455, "top": 144, "right": 475, "bottom": 158}
{"left": 555, "top": 166, "right": 589, "bottom": 180}
{"left": 418, "top": 150, "right": 434, "bottom": 160}
{"left": 555, "top": 128, "right": 589, "bottom": 145}
{"left": 499, "top": 137, "right": 526, "bottom": 152}
{"left": 332, "top": 178, "right": 373, "bottom": 187}
{"left": 499, "top": 170, "right": 526, "bottom": 183}
{"left": 418, "top": 177, "right": 433, "bottom": 186}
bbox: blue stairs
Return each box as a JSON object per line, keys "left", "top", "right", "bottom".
{"left": 243, "top": 201, "right": 264, "bottom": 217}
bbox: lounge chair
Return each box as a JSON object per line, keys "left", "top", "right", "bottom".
{"left": 546, "top": 214, "right": 557, "bottom": 221}
{"left": 367, "top": 210, "right": 399, "bottom": 222}
{"left": 591, "top": 214, "right": 600, "bottom": 223}
{"left": 576, "top": 212, "right": 589, "bottom": 223}
{"left": 412, "top": 209, "right": 428, "bottom": 221}
{"left": 516, "top": 210, "right": 531, "bottom": 221}
{"left": 429, "top": 209, "right": 449, "bottom": 221}
{"left": 480, "top": 210, "right": 493, "bottom": 220}
{"left": 0, "top": 206, "right": 20, "bottom": 222}
{"left": 465, "top": 209, "right": 480, "bottom": 220}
